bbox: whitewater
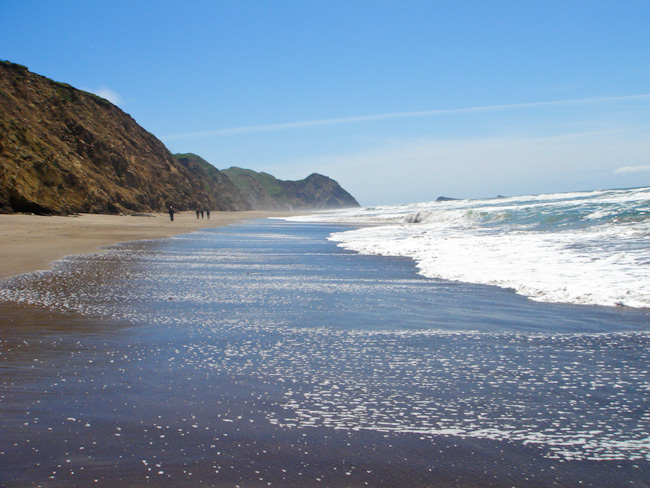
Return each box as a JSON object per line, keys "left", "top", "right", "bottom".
{"left": 287, "top": 186, "right": 650, "bottom": 309}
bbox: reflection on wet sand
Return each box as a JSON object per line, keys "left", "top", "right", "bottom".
{"left": 1, "top": 221, "right": 649, "bottom": 487}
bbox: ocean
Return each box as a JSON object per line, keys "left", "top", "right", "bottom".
{"left": 1, "top": 187, "right": 649, "bottom": 487}
{"left": 289, "top": 186, "right": 650, "bottom": 309}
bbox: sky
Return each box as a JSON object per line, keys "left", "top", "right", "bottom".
{"left": 1, "top": 0, "right": 649, "bottom": 205}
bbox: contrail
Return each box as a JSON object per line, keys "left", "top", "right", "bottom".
{"left": 162, "top": 94, "right": 650, "bottom": 140}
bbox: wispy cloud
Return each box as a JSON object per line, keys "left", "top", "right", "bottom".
{"left": 86, "top": 86, "right": 123, "bottom": 106}
{"left": 162, "top": 94, "right": 650, "bottom": 141}
{"left": 265, "top": 128, "right": 650, "bottom": 204}
{"left": 614, "top": 165, "right": 650, "bottom": 174}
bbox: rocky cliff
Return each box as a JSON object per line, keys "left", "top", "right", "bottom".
{"left": 222, "top": 167, "right": 360, "bottom": 210}
{"left": 0, "top": 61, "right": 360, "bottom": 214}
{"left": 0, "top": 61, "right": 240, "bottom": 214}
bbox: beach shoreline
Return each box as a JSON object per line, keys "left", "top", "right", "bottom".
{"left": 1, "top": 218, "right": 648, "bottom": 487}
{"left": 0, "top": 211, "right": 293, "bottom": 279}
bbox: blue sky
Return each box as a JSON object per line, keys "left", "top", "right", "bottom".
{"left": 2, "top": 0, "right": 649, "bottom": 205}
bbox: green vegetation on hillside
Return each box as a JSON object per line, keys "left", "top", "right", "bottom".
{"left": 222, "top": 166, "right": 359, "bottom": 210}
{"left": 223, "top": 167, "right": 284, "bottom": 196}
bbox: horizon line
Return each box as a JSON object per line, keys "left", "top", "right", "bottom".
{"left": 162, "top": 94, "right": 650, "bottom": 140}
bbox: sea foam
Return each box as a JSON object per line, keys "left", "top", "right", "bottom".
{"left": 287, "top": 187, "right": 650, "bottom": 308}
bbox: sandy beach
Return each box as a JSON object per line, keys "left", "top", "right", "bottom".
{"left": 0, "top": 211, "right": 291, "bottom": 279}
{"left": 1, "top": 218, "right": 648, "bottom": 487}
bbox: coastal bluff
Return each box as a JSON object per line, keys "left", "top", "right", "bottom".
{"left": 223, "top": 167, "right": 359, "bottom": 210}
{"left": 0, "top": 61, "right": 359, "bottom": 215}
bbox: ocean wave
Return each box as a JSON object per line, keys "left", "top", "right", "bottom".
{"left": 291, "top": 187, "right": 650, "bottom": 308}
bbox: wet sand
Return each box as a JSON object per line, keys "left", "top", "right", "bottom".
{"left": 0, "top": 211, "right": 292, "bottom": 279}
{"left": 1, "top": 219, "right": 649, "bottom": 487}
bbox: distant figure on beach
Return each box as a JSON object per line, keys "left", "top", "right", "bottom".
{"left": 200, "top": 208, "right": 205, "bottom": 219}
{"left": 168, "top": 206, "right": 175, "bottom": 221}
{"left": 195, "top": 208, "right": 200, "bottom": 219}
{"left": 206, "top": 209, "right": 210, "bottom": 219}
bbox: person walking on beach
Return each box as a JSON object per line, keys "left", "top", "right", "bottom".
{"left": 200, "top": 208, "right": 205, "bottom": 219}
{"left": 196, "top": 208, "right": 200, "bottom": 219}
{"left": 168, "top": 206, "right": 175, "bottom": 221}
{"left": 206, "top": 208, "right": 210, "bottom": 219}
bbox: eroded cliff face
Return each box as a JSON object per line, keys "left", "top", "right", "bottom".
{"left": 0, "top": 62, "right": 244, "bottom": 214}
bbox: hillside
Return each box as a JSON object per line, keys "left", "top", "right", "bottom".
{"left": 173, "top": 153, "right": 251, "bottom": 211}
{"left": 0, "top": 61, "right": 360, "bottom": 215}
{"left": 223, "top": 167, "right": 360, "bottom": 210}
{"left": 0, "top": 61, "right": 245, "bottom": 214}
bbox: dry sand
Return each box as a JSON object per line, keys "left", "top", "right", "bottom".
{"left": 0, "top": 211, "right": 292, "bottom": 279}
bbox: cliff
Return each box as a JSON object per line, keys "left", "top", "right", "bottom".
{"left": 0, "top": 61, "right": 360, "bottom": 214}
{"left": 222, "top": 167, "right": 360, "bottom": 210}
{"left": 0, "top": 61, "right": 244, "bottom": 214}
